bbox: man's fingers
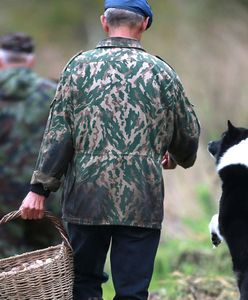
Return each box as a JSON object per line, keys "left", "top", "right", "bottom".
{"left": 38, "top": 201, "right": 44, "bottom": 219}
{"left": 162, "top": 152, "right": 177, "bottom": 169}
{"left": 21, "top": 206, "right": 42, "bottom": 220}
{"left": 28, "top": 206, "right": 36, "bottom": 220}
{"left": 20, "top": 206, "right": 28, "bottom": 219}
{"left": 27, "top": 206, "right": 42, "bottom": 220}
{"left": 20, "top": 205, "right": 33, "bottom": 220}
{"left": 20, "top": 202, "right": 30, "bottom": 219}
{"left": 161, "top": 158, "right": 167, "bottom": 165}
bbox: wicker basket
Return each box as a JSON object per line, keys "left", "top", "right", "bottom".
{"left": 0, "top": 211, "right": 74, "bottom": 300}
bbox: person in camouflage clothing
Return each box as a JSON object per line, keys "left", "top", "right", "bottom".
{"left": 0, "top": 32, "right": 58, "bottom": 257}
{"left": 20, "top": 1, "right": 200, "bottom": 299}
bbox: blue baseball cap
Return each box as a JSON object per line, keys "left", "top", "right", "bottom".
{"left": 104, "top": 0, "right": 153, "bottom": 29}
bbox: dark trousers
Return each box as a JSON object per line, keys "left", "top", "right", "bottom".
{"left": 67, "top": 224, "right": 161, "bottom": 300}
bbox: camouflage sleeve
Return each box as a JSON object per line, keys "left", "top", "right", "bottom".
{"left": 168, "top": 76, "right": 200, "bottom": 168}
{"left": 30, "top": 71, "right": 74, "bottom": 191}
{"left": 0, "top": 114, "right": 15, "bottom": 144}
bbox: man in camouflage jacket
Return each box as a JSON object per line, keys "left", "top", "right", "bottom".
{"left": 20, "top": 1, "right": 200, "bottom": 299}
{"left": 0, "top": 33, "right": 57, "bottom": 257}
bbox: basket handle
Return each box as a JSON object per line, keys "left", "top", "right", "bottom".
{"left": 0, "top": 210, "right": 72, "bottom": 250}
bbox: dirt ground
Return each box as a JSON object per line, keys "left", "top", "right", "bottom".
{"left": 149, "top": 272, "right": 239, "bottom": 300}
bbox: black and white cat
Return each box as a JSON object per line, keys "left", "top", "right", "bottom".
{"left": 208, "top": 121, "right": 248, "bottom": 300}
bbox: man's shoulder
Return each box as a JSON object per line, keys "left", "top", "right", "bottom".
{"left": 18, "top": 72, "right": 56, "bottom": 109}
{"left": 63, "top": 49, "right": 96, "bottom": 72}
{"left": 143, "top": 52, "right": 177, "bottom": 76}
{"left": 30, "top": 69, "right": 56, "bottom": 86}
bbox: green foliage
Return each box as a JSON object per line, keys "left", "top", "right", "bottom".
{"left": 196, "top": 184, "right": 216, "bottom": 217}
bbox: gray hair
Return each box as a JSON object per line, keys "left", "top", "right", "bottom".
{"left": 104, "top": 8, "right": 145, "bottom": 28}
{"left": 0, "top": 49, "right": 34, "bottom": 64}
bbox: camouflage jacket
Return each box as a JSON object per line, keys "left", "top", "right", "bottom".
{"left": 0, "top": 67, "right": 57, "bottom": 187}
{"left": 31, "top": 37, "right": 200, "bottom": 229}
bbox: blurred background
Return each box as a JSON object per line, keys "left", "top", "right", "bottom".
{"left": 0, "top": 0, "right": 247, "bottom": 298}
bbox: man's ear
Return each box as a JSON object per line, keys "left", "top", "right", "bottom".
{"left": 142, "top": 17, "right": 149, "bottom": 31}
{"left": 27, "top": 55, "right": 35, "bottom": 68}
{"left": 0, "top": 58, "right": 5, "bottom": 69}
{"left": 100, "top": 15, "right": 109, "bottom": 33}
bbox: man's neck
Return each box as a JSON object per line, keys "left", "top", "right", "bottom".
{"left": 108, "top": 27, "right": 142, "bottom": 41}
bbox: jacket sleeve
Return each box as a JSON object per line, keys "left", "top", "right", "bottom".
{"left": 168, "top": 76, "right": 200, "bottom": 169}
{"left": 30, "top": 71, "right": 74, "bottom": 192}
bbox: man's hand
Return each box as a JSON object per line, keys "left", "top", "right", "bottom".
{"left": 19, "top": 191, "right": 45, "bottom": 220}
{"left": 161, "top": 152, "right": 177, "bottom": 169}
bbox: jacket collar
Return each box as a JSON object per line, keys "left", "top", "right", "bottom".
{"left": 96, "top": 37, "right": 145, "bottom": 51}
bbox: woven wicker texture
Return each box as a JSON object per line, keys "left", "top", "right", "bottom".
{"left": 0, "top": 211, "right": 74, "bottom": 300}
